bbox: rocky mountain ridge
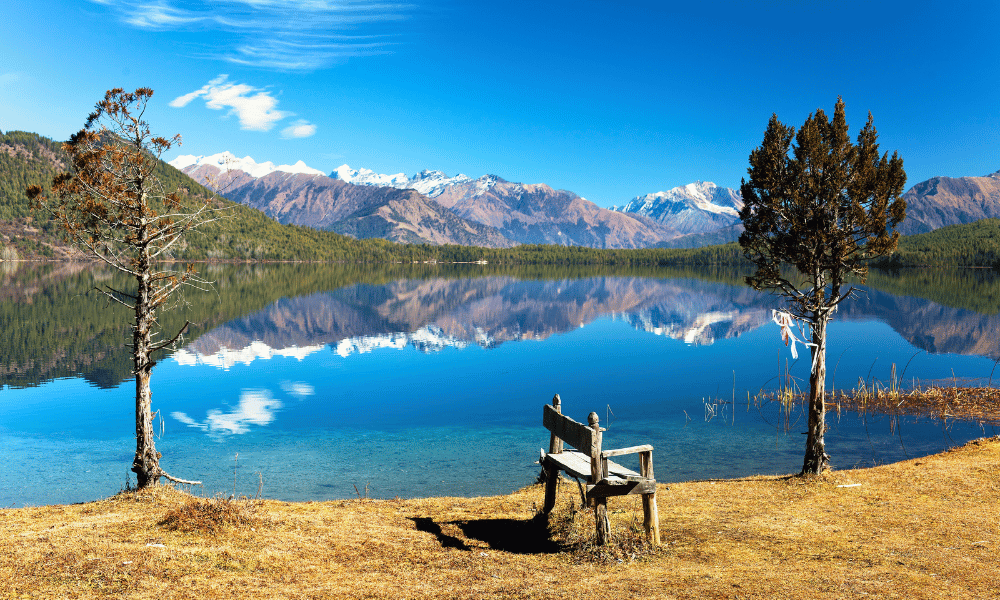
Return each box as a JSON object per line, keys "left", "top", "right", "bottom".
{"left": 172, "top": 152, "right": 1000, "bottom": 249}
{"left": 897, "top": 170, "right": 1000, "bottom": 234}
{"left": 177, "top": 162, "right": 514, "bottom": 247}
{"left": 611, "top": 181, "right": 744, "bottom": 236}
{"left": 173, "top": 154, "right": 743, "bottom": 248}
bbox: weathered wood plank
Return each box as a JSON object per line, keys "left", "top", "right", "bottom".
{"left": 586, "top": 479, "right": 656, "bottom": 498}
{"left": 542, "top": 449, "right": 592, "bottom": 480}
{"left": 606, "top": 460, "right": 641, "bottom": 479}
{"left": 643, "top": 490, "right": 660, "bottom": 545}
{"left": 544, "top": 450, "right": 641, "bottom": 481}
{"left": 542, "top": 405, "right": 594, "bottom": 452}
{"left": 594, "top": 498, "right": 610, "bottom": 545}
{"left": 542, "top": 462, "right": 559, "bottom": 514}
{"left": 601, "top": 444, "right": 654, "bottom": 458}
{"left": 588, "top": 412, "right": 603, "bottom": 486}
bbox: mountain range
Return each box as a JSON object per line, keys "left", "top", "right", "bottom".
{"left": 173, "top": 153, "right": 746, "bottom": 248}
{"left": 177, "top": 152, "right": 999, "bottom": 250}
{"left": 4, "top": 128, "right": 998, "bottom": 255}
{"left": 170, "top": 274, "right": 1000, "bottom": 371}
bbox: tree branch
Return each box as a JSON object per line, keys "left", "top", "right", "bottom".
{"left": 158, "top": 469, "right": 202, "bottom": 486}
{"left": 150, "top": 320, "right": 189, "bottom": 352}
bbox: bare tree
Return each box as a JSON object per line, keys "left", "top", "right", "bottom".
{"left": 739, "top": 97, "right": 907, "bottom": 475}
{"left": 28, "top": 88, "right": 224, "bottom": 488}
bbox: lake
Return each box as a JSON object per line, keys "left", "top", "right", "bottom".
{"left": 1, "top": 263, "right": 998, "bottom": 507}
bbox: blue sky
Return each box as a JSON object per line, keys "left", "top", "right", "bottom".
{"left": 2, "top": 0, "right": 997, "bottom": 208}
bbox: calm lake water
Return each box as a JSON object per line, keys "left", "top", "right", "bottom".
{"left": 2, "top": 263, "right": 998, "bottom": 507}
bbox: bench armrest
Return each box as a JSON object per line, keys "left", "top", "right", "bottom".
{"left": 601, "top": 444, "right": 653, "bottom": 458}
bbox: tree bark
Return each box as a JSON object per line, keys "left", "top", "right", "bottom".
{"left": 131, "top": 240, "right": 161, "bottom": 488}
{"left": 802, "top": 313, "right": 829, "bottom": 474}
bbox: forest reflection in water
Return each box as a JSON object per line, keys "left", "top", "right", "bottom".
{"left": 1, "top": 262, "right": 998, "bottom": 506}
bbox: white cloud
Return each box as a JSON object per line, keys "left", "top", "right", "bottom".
{"left": 88, "top": 0, "right": 409, "bottom": 71}
{"left": 0, "top": 72, "right": 24, "bottom": 88}
{"left": 281, "top": 119, "right": 317, "bottom": 139}
{"left": 123, "top": 2, "right": 206, "bottom": 27}
{"left": 168, "top": 88, "right": 205, "bottom": 108}
{"left": 170, "top": 75, "right": 290, "bottom": 132}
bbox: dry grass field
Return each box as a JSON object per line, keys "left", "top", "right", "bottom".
{"left": 2, "top": 435, "right": 998, "bottom": 599}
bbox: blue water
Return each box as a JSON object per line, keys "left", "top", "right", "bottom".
{"left": 2, "top": 270, "right": 998, "bottom": 507}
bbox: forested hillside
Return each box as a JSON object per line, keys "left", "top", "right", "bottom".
{"left": 3, "top": 130, "right": 1000, "bottom": 268}
{"left": 0, "top": 131, "right": 750, "bottom": 265}
{"left": 874, "top": 219, "right": 1000, "bottom": 268}
{"left": 0, "top": 131, "right": 446, "bottom": 262}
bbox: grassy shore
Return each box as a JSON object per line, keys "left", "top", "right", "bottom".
{"left": 2, "top": 436, "right": 998, "bottom": 599}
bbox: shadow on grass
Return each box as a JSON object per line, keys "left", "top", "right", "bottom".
{"left": 458, "top": 517, "right": 561, "bottom": 554}
{"left": 411, "top": 517, "right": 470, "bottom": 550}
{"left": 411, "top": 516, "right": 562, "bottom": 554}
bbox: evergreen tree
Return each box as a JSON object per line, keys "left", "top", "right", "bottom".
{"left": 739, "top": 98, "right": 907, "bottom": 474}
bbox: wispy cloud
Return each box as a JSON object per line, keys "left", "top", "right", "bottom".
{"left": 170, "top": 75, "right": 289, "bottom": 132}
{"left": 0, "top": 72, "right": 25, "bottom": 88}
{"left": 281, "top": 119, "right": 317, "bottom": 139}
{"left": 89, "top": 0, "right": 409, "bottom": 71}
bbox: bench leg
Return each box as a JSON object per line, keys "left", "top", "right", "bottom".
{"left": 542, "top": 462, "right": 559, "bottom": 514}
{"left": 642, "top": 490, "right": 660, "bottom": 546}
{"left": 639, "top": 450, "right": 660, "bottom": 546}
{"left": 594, "top": 498, "right": 610, "bottom": 545}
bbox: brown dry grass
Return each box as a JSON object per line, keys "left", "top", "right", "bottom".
{"left": 829, "top": 385, "right": 1000, "bottom": 425}
{"left": 2, "top": 436, "right": 998, "bottom": 599}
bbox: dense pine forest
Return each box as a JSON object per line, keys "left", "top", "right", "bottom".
{"left": 2, "top": 130, "right": 999, "bottom": 268}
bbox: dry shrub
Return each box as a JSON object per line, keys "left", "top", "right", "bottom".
{"left": 158, "top": 495, "right": 262, "bottom": 534}
{"left": 548, "top": 499, "right": 661, "bottom": 564}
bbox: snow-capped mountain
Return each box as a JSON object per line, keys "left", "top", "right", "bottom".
{"left": 331, "top": 166, "right": 473, "bottom": 198}
{"left": 328, "top": 162, "right": 742, "bottom": 243}
{"left": 170, "top": 150, "right": 748, "bottom": 248}
{"left": 330, "top": 164, "right": 409, "bottom": 187}
{"left": 169, "top": 151, "right": 326, "bottom": 178}
{"left": 333, "top": 326, "right": 472, "bottom": 357}
{"left": 175, "top": 155, "right": 514, "bottom": 247}
{"left": 612, "top": 181, "right": 744, "bottom": 236}
{"left": 405, "top": 170, "right": 475, "bottom": 197}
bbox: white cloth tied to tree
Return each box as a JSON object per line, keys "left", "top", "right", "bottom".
{"left": 771, "top": 310, "right": 816, "bottom": 361}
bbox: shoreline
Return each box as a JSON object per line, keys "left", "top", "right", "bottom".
{"left": 2, "top": 436, "right": 998, "bottom": 598}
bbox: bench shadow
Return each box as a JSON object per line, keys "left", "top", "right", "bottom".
{"left": 411, "top": 517, "right": 470, "bottom": 550}
{"left": 455, "top": 517, "right": 561, "bottom": 554}
{"left": 411, "top": 516, "right": 562, "bottom": 554}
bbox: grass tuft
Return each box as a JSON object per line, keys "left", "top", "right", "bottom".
{"left": 158, "top": 495, "right": 262, "bottom": 535}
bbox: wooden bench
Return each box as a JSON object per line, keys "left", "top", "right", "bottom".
{"left": 539, "top": 394, "right": 660, "bottom": 545}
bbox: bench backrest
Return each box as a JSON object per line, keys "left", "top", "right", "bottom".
{"left": 543, "top": 396, "right": 604, "bottom": 482}
{"left": 543, "top": 404, "right": 596, "bottom": 452}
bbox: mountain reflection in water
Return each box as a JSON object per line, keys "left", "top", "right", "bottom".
{"left": 173, "top": 275, "right": 999, "bottom": 365}
{"left": 3, "top": 264, "right": 1000, "bottom": 507}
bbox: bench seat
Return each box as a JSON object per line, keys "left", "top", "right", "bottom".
{"left": 543, "top": 449, "right": 657, "bottom": 497}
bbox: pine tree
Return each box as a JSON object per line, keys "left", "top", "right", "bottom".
{"left": 739, "top": 98, "right": 907, "bottom": 474}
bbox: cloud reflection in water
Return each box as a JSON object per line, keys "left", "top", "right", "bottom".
{"left": 172, "top": 389, "right": 283, "bottom": 436}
